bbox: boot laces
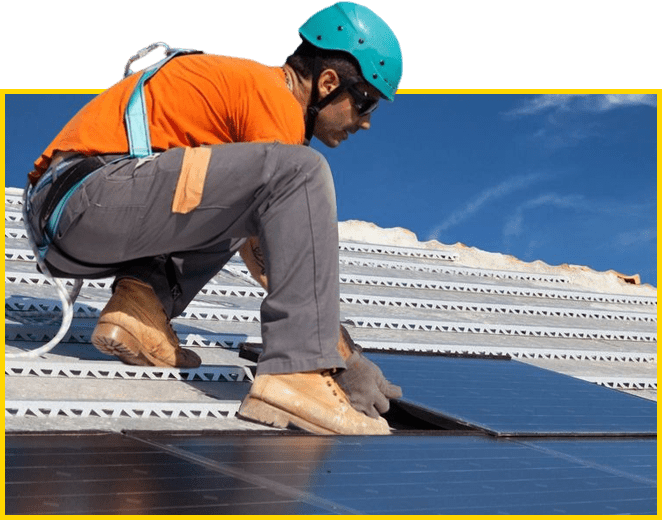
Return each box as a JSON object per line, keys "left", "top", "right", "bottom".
{"left": 320, "top": 369, "right": 348, "bottom": 404}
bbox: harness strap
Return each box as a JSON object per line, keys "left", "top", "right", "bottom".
{"left": 38, "top": 156, "right": 105, "bottom": 235}
{"left": 33, "top": 45, "right": 204, "bottom": 252}
{"left": 125, "top": 48, "right": 202, "bottom": 157}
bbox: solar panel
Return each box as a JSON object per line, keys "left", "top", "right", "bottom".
{"left": 5, "top": 433, "right": 330, "bottom": 515}
{"left": 368, "top": 353, "right": 657, "bottom": 436}
{"left": 514, "top": 438, "right": 657, "bottom": 483}
{"left": 6, "top": 432, "right": 654, "bottom": 514}
{"left": 149, "top": 433, "right": 656, "bottom": 514}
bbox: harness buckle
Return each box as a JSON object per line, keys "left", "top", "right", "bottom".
{"left": 123, "top": 42, "right": 172, "bottom": 78}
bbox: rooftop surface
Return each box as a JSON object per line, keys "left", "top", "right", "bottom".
{"left": 4, "top": 187, "right": 657, "bottom": 514}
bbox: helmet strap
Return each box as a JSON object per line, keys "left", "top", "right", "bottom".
{"left": 304, "top": 57, "right": 347, "bottom": 144}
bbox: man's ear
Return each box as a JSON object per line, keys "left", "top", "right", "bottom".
{"left": 317, "top": 68, "right": 341, "bottom": 98}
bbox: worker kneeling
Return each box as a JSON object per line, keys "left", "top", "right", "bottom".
{"left": 24, "top": 2, "right": 403, "bottom": 435}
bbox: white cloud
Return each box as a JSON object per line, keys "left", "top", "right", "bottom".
{"left": 502, "top": 195, "right": 656, "bottom": 259}
{"left": 529, "top": 124, "right": 600, "bottom": 150}
{"left": 503, "top": 94, "right": 656, "bottom": 150}
{"left": 504, "top": 94, "right": 656, "bottom": 117}
{"left": 503, "top": 193, "right": 588, "bottom": 238}
{"left": 503, "top": 95, "right": 576, "bottom": 116}
{"left": 427, "top": 172, "right": 551, "bottom": 240}
{"left": 615, "top": 228, "right": 657, "bottom": 247}
{"left": 597, "top": 94, "right": 657, "bottom": 110}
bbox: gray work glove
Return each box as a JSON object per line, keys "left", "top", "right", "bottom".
{"left": 333, "top": 349, "right": 403, "bottom": 419}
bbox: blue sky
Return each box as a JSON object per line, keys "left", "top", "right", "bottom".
{"left": 4, "top": 92, "right": 657, "bottom": 286}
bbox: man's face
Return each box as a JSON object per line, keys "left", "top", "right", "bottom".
{"left": 313, "top": 80, "right": 381, "bottom": 148}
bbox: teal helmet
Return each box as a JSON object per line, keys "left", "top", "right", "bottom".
{"left": 299, "top": 2, "right": 402, "bottom": 101}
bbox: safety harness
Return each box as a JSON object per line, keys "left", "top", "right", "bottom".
{"left": 12, "top": 43, "right": 199, "bottom": 359}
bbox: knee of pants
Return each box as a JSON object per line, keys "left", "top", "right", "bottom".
{"left": 272, "top": 145, "right": 336, "bottom": 209}
{"left": 289, "top": 145, "right": 330, "bottom": 173}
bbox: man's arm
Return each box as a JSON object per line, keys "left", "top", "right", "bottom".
{"left": 239, "top": 236, "right": 268, "bottom": 290}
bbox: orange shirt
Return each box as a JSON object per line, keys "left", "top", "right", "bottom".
{"left": 30, "top": 54, "right": 305, "bottom": 184}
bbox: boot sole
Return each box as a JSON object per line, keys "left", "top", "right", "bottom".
{"left": 92, "top": 322, "right": 167, "bottom": 367}
{"left": 237, "top": 396, "right": 336, "bottom": 435}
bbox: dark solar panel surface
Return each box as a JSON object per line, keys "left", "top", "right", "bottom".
{"left": 4, "top": 433, "right": 330, "bottom": 515}
{"left": 6, "top": 433, "right": 656, "bottom": 515}
{"left": 368, "top": 353, "right": 657, "bottom": 436}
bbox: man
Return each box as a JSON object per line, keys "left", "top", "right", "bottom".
{"left": 25, "top": 2, "right": 403, "bottom": 434}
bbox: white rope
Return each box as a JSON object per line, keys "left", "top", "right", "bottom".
{"left": 4, "top": 184, "right": 83, "bottom": 359}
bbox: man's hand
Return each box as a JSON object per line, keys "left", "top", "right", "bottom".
{"left": 334, "top": 325, "right": 402, "bottom": 418}
{"left": 334, "top": 349, "right": 403, "bottom": 418}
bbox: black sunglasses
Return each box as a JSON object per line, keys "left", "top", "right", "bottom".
{"left": 346, "top": 82, "right": 380, "bottom": 116}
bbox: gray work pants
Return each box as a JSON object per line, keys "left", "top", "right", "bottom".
{"left": 27, "top": 143, "right": 344, "bottom": 375}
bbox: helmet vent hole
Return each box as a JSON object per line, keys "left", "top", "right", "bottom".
{"left": 338, "top": 25, "right": 343, "bottom": 31}
{"left": 373, "top": 73, "right": 378, "bottom": 79}
{"left": 358, "top": 38, "right": 365, "bottom": 44}
{"left": 380, "top": 60, "right": 385, "bottom": 66}
{"left": 317, "top": 35, "right": 322, "bottom": 41}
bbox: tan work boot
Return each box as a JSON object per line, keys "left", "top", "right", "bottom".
{"left": 91, "top": 278, "right": 201, "bottom": 368}
{"left": 237, "top": 370, "right": 391, "bottom": 435}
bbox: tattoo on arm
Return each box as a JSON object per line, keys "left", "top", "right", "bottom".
{"left": 251, "top": 241, "right": 266, "bottom": 275}
{"left": 240, "top": 237, "right": 269, "bottom": 290}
